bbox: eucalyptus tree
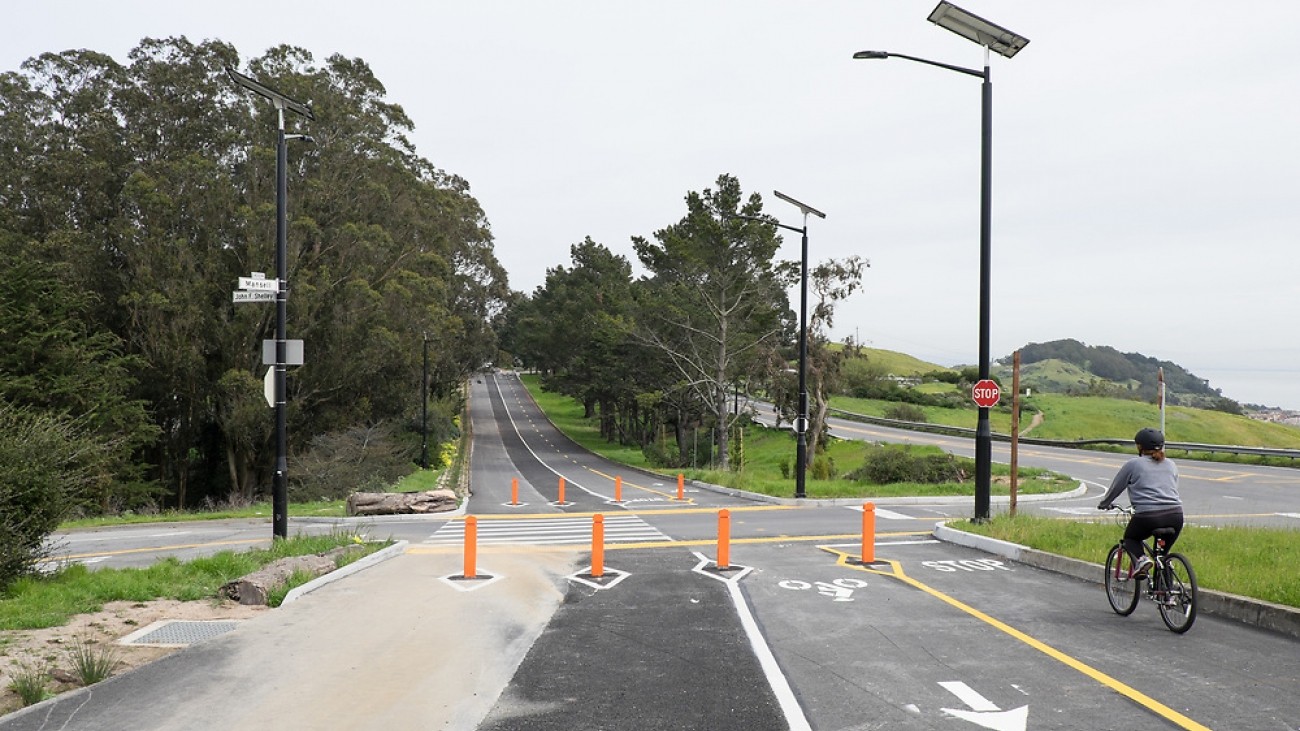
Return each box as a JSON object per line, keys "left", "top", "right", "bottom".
{"left": 633, "top": 174, "right": 790, "bottom": 470}
{"left": 0, "top": 37, "right": 506, "bottom": 508}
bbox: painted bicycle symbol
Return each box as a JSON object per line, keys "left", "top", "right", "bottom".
{"left": 778, "top": 577, "right": 868, "bottom": 602}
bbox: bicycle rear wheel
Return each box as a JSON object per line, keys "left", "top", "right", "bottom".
{"left": 1158, "top": 553, "right": 1197, "bottom": 633}
{"left": 1105, "top": 544, "right": 1140, "bottom": 616}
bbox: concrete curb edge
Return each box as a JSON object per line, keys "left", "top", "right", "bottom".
{"left": 932, "top": 522, "right": 1300, "bottom": 639}
{"left": 282, "top": 540, "right": 409, "bottom": 605}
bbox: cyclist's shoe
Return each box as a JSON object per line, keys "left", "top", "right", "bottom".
{"left": 1132, "top": 556, "right": 1153, "bottom": 578}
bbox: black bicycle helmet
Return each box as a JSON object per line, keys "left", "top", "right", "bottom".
{"left": 1135, "top": 427, "right": 1165, "bottom": 451}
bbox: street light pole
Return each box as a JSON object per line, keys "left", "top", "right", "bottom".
{"left": 227, "top": 67, "right": 314, "bottom": 540}
{"left": 975, "top": 53, "right": 994, "bottom": 522}
{"left": 853, "top": 2, "right": 1027, "bottom": 522}
{"left": 724, "top": 191, "right": 825, "bottom": 499}
{"left": 421, "top": 333, "right": 430, "bottom": 469}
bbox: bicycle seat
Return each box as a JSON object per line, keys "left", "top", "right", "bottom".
{"left": 1151, "top": 527, "right": 1177, "bottom": 548}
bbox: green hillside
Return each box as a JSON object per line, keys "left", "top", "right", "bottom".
{"left": 828, "top": 341, "right": 1300, "bottom": 449}
{"left": 836, "top": 345, "right": 953, "bottom": 377}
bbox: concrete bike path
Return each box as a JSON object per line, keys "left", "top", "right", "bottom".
{"left": 0, "top": 549, "right": 577, "bottom": 731}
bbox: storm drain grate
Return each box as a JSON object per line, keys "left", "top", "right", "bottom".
{"left": 120, "top": 620, "right": 241, "bottom": 647}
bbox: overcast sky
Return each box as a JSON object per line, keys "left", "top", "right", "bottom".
{"left": 6, "top": 2, "right": 1299, "bottom": 409}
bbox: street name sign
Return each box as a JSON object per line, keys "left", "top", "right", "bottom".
{"left": 233, "top": 291, "right": 276, "bottom": 303}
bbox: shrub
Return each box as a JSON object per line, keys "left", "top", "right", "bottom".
{"left": 883, "top": 404, "right": 927, "bottom": 423}
{"left": 289, "top": 424, "right": 413, "bottom": 501}
{"left": 848, "top": 444, "right": 968, "bottom": 485}
{"left": 811, "top": 456, "right": 836, "bottom": 480}
{"left": 0, "top": 405, "right": 114, "bottom": 591}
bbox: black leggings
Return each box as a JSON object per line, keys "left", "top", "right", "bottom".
{"left": 1123, "top": 508, "right": 1184, "bottom": 561}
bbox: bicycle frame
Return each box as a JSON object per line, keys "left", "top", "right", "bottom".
{"left": 1104, "top": 505, "right": 1197, "bottom": 633}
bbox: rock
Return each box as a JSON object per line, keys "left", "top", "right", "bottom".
{"left": 345, "top": 489, "right": 458, "bottom": 516}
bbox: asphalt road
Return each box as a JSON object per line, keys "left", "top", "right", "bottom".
{"left": 27, "top": 371, "right": 1300, "bottom": 731}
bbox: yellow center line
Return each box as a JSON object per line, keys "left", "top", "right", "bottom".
{"left": 820, "top": 547, "right": 1212, "bottom": 731}
{"left": 584, "top": 466, "right": 691, "bottom": 502}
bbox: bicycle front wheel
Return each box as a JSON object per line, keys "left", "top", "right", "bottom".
{"left": 1158, "top": 553, "right": 1197, "bottom": 633}
{"left": 1105, "top": 544, "right": 1140, "bottom": 616}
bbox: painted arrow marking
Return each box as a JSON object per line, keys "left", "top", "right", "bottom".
{"left": 939, "top": 681, "right": 1028, "bottom": 731}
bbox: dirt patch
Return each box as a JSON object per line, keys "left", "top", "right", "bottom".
{"left": 0, "top": 599, "right": 267, "bottom": 716}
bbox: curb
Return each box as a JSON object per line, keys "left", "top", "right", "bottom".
{"left": 281, "top": 540, "right": 409, "bottom": 605}
{"left": 933, "top": 523, "right": 1300, "bottom": 639}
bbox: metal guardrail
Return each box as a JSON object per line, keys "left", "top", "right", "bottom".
{"left": 826, "top": 408, "right": 1300, "bottom": 461}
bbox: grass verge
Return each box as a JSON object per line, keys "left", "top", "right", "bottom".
{"left": 1, "top": 531, "right": 390, "bottom": 631}
{"left": 953, "top": 513, "right": 1300, "bottom": 609}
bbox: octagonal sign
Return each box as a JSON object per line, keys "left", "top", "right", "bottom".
{"left": 972, "top": 379, "right": 1001, "bottom": 408}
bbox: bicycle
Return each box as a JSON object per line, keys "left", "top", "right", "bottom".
{"left": 1103, "top": 505, "right": 1198, "bottom": 633}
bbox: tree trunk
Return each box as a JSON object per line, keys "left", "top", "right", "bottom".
{"left": 346, "top": 489, "right": 458, "bottom": 516}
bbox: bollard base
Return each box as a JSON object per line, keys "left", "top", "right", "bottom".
{"left": 448, "top": 573, "right": 496, "bottom": 581}
{"left": 568, "top": 567, "right": 629, "bottom": 590}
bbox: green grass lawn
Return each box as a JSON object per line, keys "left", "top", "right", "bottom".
{"left": 954, "top": 514, "right": 1299, "bottom": 609}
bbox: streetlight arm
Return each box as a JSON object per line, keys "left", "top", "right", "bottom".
{"left": 853, "top": 50, "right": 984, "bottom": 79}
{"left": 723, "top": 212, "right": 805, "bottom": 236}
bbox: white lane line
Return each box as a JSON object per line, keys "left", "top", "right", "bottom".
{"left": 846, "top": 505, "right": 914, "bottom": 520}
{"left": 491, "top": 375, "right": 608, "bottom": 501}
{"left": 692, "top": 552, "right": 811, "bottom": 731}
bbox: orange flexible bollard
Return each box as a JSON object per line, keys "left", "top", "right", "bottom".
{"left": 677, "top": 473, "right": 685, "bottom": 501}
{"left": 717, "top": 509, "right": 731, "bottom": 570}
{"left": 558, "top": 477, "right": 566, "bottom": 504}
{"left": 614, "top": 476, "right": 623, "bottom": 503}
{"left": 592, "top": 514, "right": 605, "bottom": 578}
{"left": 510, "top": 477, "right": 520, "bottom": 506}
{"left": 861, "top": 502, "right": 876, "bottom": 564}
{"left": 463, "top": 516, "right": 478, "bottom": 579}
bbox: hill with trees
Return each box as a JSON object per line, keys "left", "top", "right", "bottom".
{"left": 992, "top": 339, "right": 1241, "bottom": 414}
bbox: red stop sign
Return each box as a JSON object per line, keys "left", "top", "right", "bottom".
{"left": 972, "top": 379, "right": 1001, "bottom": 408}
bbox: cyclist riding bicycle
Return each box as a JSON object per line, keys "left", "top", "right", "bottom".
{"left": 1097, "top": 428, "right": 1183, "bottom": 578}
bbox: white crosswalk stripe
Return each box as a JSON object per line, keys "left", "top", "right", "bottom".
{"left": 423, "top": 515, "right": 670, "bottom": 546}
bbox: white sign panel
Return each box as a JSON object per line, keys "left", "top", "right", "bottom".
{"left": 263, "top": 367, "right": 275, "bottom": 408}
{"left": 262, "top": 340, "right": 305, "bottom": 366}
{"left": 233, "top": 291, "right": 276, "bottom": 303}
{"left": 238, "top": 277, "right": 279, "bottom": 292}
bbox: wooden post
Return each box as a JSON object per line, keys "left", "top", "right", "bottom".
{"left": 717, "top": 509, "right": 731, "bottom": 570}
{"left": 861, "top": 502, "right": 876, "bottom": 564}
{"left": 592, "top": 514, "right": 605, "bottom": 578}
{"left": 1010, "top": 350, "right": 1021, "bottom": 517}
{"left": 463, "top": 516, "right": 477, "bottom": 579}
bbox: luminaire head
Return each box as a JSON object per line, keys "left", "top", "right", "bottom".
{"left": 927, "top": 1, "right": 1029, "bottom": 58}
{"left": 225, "top": 65, "right": 315, "bottom": 120}
{"left": 773, "top": 190, "right": 827, "bottom": 220}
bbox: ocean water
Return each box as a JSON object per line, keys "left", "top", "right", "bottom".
{"left": 1194, "top": 368, "right": 1300, "bottom": 411}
